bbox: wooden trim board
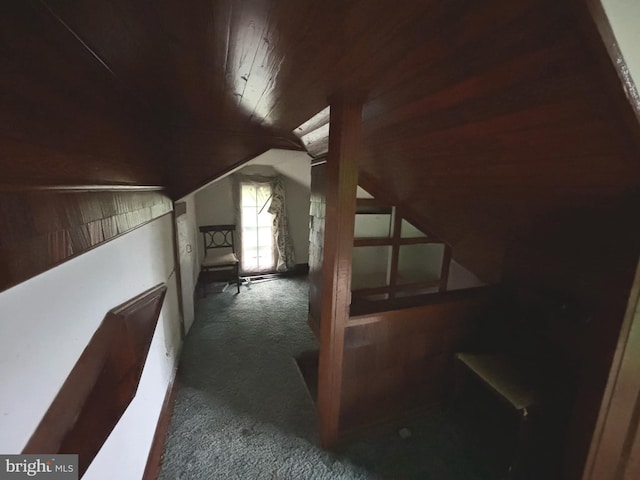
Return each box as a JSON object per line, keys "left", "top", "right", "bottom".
{"left": 142, "top": 368, "right": 180, "bottom": 480}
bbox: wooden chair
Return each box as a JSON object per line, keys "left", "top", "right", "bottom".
{"left": 199, "top": 224, "right": 241, "bottom": 294}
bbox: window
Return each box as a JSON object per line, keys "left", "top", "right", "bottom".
{"left": 240, "top": 183, "right": 274, "bottom": 272}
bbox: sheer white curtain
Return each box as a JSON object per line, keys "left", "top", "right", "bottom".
{"left": 269, "top": 176, "right": 296, "bottom": 272}
{"left": 233, "top": 173, "right": 295, "bottom": 274}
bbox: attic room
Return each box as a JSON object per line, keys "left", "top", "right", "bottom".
{"left": 1, "top": 0, "right": 640, "bottom": 479}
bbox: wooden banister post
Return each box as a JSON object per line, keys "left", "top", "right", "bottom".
{"left": 317, "top": 89, "right": 367, "bottom": 448}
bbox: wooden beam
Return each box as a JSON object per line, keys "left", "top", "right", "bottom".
{"left": 352, "top": 279, "right": 442, "bottom": 298}
{"left": 354, "top": 237, "right": 394, "bottom": 247}
{"left": 439, "top": 245, "right": 452, "bottom": 293}
{"left": 354, "top": 236, "right": 436, "bottom": 247}
{"left": 317, "top": 89, "right": 366, "bottom": 447}
{"left": 388, "top": 208, "right": 403, "bottom": 299}
{"left": 583, "top": 258, "right": 640, "bottom": 480}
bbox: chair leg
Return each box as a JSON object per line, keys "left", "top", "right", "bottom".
{"left": 236, "top": 266, "right": 240, "bottom": 294}
{"left": 198, "top": 272, "right": 205, "bottom": 298}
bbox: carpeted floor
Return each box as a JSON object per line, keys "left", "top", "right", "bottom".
{"left": 158, "top": 277, "right": 498, "bottom": 480}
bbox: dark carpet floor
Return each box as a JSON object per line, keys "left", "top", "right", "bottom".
{"left": 158, "top": 277, "right": 506, "bottom": 479}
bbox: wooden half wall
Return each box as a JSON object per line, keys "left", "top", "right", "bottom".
{"left": 23, "top": 284, "right": 167, "bottom": 477}
{"left": 340, "top": 286, "right": 500, "bottom": 434}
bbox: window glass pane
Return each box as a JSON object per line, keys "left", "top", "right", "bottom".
{"left": 351, "top": 246, "right": 391, "bottom": 289}
{"left": 240, "top": 183, "right": 275, "bottom": 272}
{"left": 257, "top": 226, "right": 271, "bottom": 243}
{"left": 243, "top": 248, "right": 258, "bottom": 259}
{"left": 400, "top": 220, "right": 426, "bottom": 238}
{"left": 242, "top": 247, "right": 259, "bottom": 268}
{"left": 257, "top": 211, "right": 273, "bottom": 227}
{"left": 242, "top": 226, "right": 257, "bottom": 237}
{"left": 242, "top": 207, "right": 258, "bottom": 226}
{"left": 257, "top": 185, "right": 271, "bottom": 202}
{"left": 354, "top": 214, "right": 391, "bottom": 238}
{"left": 397, "top": 244, "right": 444, "bottom": 285}
{"left": 241, "top": 185, "right": 257, "bottom": 206}
{"left": 257, "top": 248, "right": 273, "bottom": 268}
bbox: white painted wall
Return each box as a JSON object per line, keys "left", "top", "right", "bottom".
{"left": 601, "top": 0, "right": 640, "bottom": 87}
{"left": 398, "top": 243, "right": 445, "bottom": 283}
{"left": 351, "top": 246, "right": 392, "bottom": 289}
{"left": 448, "top": 259, "right": 486, "bottom": 291}
{"left": 354, "top": 214, "right": 392, "bottom": 238}
{"left": 195, "top": 152, "right": 311, "bottom": 265}
{"left": 0, "top": 214, "right": 182, "bottom": 480}
{"left": 195, "top": 176, "right": 235, "bottom": 231}
{"left": 175, "top": 193, "right": 200, "bottom": 333}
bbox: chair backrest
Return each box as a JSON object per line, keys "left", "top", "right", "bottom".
{"left": 199, "top": 225, "right": 237, "bottom": 254}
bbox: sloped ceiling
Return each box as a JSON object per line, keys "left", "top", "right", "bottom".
{"left": 3, "top": 0, "right": 640, "bottom": 280}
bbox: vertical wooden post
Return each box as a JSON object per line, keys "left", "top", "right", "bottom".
{"left": 439, "top": 245, "right": 452, "bottom": 293}
{"left": 388, "top": 208, "right": 403, "bottom": 299}
{"left": 317, "top": 90, "right": 366, "bottom": 448}
{"left": 583, "top": 258, "right": 640, "bottom": 480}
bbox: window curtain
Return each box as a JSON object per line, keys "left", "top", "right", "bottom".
{"left": 233, "top": 173, "right": 296, "bottom": 273}
{"left": 268, "top": 176, "right": 296, "bottom": 272}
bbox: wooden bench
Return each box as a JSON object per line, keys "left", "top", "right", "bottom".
{"left": 455, "top": 352, "right": 540, "bottom": 478}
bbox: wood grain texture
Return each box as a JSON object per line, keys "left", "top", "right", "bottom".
{"left": 23, "top": 284, "right": 167, "bottom": 477}
{"left": 25, "top": 0, "right": 639, "bottom": 218}
{"left": 341, "top": 287, "right": 500, "bottom": 433}
{"left": 5, "top": 1, "right": 639, "bottom": 262}
{"left": 503, "top": 192, "right": 640, "bottom": 480}
{"left": 0, "top": 189, "right": 172, "bottom": 293}
{"left": 0, "top": 1, "right": 164, "bottom": 187}
{"left": 142, "top": 368, "right": 179, "bottom": 480}
{"left": 583, "top": 260, "right": 640, "bottom": 480}
{"left": 165, "top": 127, "right": 300, "bottom": 198}
{"left": 3, "top": 1, "right": 640, "bottom": 476}
{"left": 317, "top": 91, "right": 365, "bottom": 448}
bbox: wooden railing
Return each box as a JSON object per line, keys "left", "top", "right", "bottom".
{"left": 340, "top": 286, "right": 500, "bottom": 434}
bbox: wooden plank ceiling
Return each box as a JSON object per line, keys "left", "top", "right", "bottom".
{"left": 3, "top": 0, "right": 640, "bottom": 280}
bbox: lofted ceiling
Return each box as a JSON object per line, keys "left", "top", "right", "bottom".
{"left": 2, "top": 0, "right": 640, "bottom": 280}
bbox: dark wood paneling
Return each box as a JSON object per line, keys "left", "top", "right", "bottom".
{"left": 0, "top": 1, "right": 164, "bottom": 187}
{"left": 142, "top": 369, "right": 179, "bottom": 480}
{"left": 3, "top": 0, "right": 638, "bottom": 477}
{"left": 355, "top": 0, "right": 640, "bottom": 282}
{"left": 23, "top": 284, "right": 167, "bottom": 477}
{"left": 583, "top": 260, "right": 640, "bottom": 480}
{"left": 317, "top": 92, "right": 366, "bottom": 447}
{"left": 166, "top": 127, "right": 299, "bottom": 199}
{"left": 341, "top": 287, "right": 500, "bottom": 433}
{"left": 0, "top": 188, "right": 172, "bottom": 293}
{"left": 32, "top": 1, "right": 639, "bottom": 215}
{"left": 502, "top": 193, "right": 640, "bottom": 479}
